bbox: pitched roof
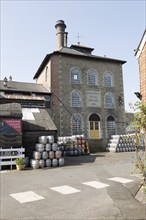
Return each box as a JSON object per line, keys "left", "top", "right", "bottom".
{"left": 22, "top": 108, "right": 57, "bottom": 131}
{"left": 0, "top": 103, "right": 22, "bottom": 118}
{"left": 0, "top": 80, "right": 51, "bottom": 94}
{"left": 33, "top": 47, "right": 126, "bottom": 79}
{"left": 135, "top": 29, "right": 146, "bottom": 58}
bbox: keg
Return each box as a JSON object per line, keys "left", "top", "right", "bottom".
{"left": 58, "top": 158, "right": 65, "bottom": 166}
{"left": 47, "top": 135, "right": 54, "bottom": 144}
{"left": 74, "top": 150, "right": 78, "bottom": 156}
{"left": 42, "top": 151, "right": 48, "bottom": 160}
{"left": 49, "top": 151, "right": 54, "bottom": 159}
{"left": 70, "top": 145, "right": 74, "bottom": 151}
{"left": 35, "top": 143, "right": 44, "bottom": 152}
{"left": 116, "top": 148, "right": 120, "bottom": 152}
{"left": 81, "top": 149, "right": 85, "bottom": 155}
{"left": 82, "top": 139, "right": 85, "bottom": 144}
{"left": 70, "top": 150, "right": 74, "bottom": 156}
{"left": 52, "top": 143, "right": 58, "bottom": 151}
{"left": 78, "top": 148, "right": 81, "bottom": 155}
{"left": 33, "top": 151, "right": 41, "bottom": 160}
{"left": 52, "top": 158, "right": 58, "bottom": 167}
{"left": 39, "top": 159, "right": 45, "bottom": 168}
{"left": 45, "top": 143, "right": 52, "bottom": 151}
{"left": 63, "top": 151, "right": 67, "bottom": 156}
{"left": 45, "top": 159, "right": 52, "bottom": 167}
{"left": 55, "top": 150, "right": 62, "bottom": 159}
{"left": 77, "top": 139, "right": 82, "bottom": 144}
{"left": 38, "top": 136, "right": 47, "bottom": 144}
{"left": 30, "top": 159, "right": 39, "bottom": 169}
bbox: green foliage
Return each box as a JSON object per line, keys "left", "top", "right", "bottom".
{"left": 132, "top": 102, "right": 146, "bottom": 132}
{"left": 130, "top": 102, "right": 146, "bottom": 194}
{"left": 15, "top": 158, "right": 25, "bottom": 165}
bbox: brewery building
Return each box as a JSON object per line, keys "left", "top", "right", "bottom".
{"left": 33, "top": 20, "right": 127, "bottom": 152}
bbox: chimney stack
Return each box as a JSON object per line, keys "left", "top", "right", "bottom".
{"left": 55, "top": 20, "right": 67, "bottom": 50}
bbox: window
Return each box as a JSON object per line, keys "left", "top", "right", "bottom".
{"left": 105, "top": 93, "right": 115, "bottom": 108}
{"left": 72, "top": 114, "right": 83, "bottom": 135}
{"left": 87, "top": 69, "right": 98, "bottom": 86}
{"left": 107, "top": 116, "right": 115, "bottom": 130}
{"left": 71, "top": 90, "right": 82, "bottom": 107}
{"left": 71, "top": 67, "right": 81, "bottom": 84}
{"left": 104, "top": 72, "right": 113, "bottom": 87}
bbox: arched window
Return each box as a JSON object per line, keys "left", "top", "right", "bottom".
{"left": 104, "top": 72, "right": 113, "bottom": 87}
{"left": 107, "top": 116, "right": 115, "bottom": 130}
{"left": 71, "top": 90, "right": 82, "bottom": 107}
{"left": 87, "top": 69, "right": 98, "bottom": 86}
{"left": 45, "top": 66, "right": 48, "bottom": 82}
{"left": 72, "top": 114, "right": 83, "bottom": 135}
{"left": 105, "top": 93, "right": 115, "bottom": 108}
{"left": 71, "top": 67, "right": 81, "bottom": 84}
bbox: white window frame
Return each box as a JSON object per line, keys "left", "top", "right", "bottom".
{"left": 70, "top": 67, "right": 81, "bottom": 84}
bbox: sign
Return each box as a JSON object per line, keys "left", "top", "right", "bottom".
{"left": 0, "top": 119, "right": 21, "bottom": 134}
{"left": 86, "top": 91, "right": 101, "bottom": 107}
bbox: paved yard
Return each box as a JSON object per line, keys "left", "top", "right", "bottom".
{"left": 0, "top": 152, "right": 146, "bottom": 220}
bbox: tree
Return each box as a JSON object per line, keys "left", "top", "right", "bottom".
{"left": 131, "top": 102, "right": 146, "bottom": 193}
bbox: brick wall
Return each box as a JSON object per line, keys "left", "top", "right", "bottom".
{"left": 139, "top": 42, "right": 146, "bottom": 103}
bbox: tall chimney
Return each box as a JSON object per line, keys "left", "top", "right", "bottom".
{"left": 55, "top": 20, "right": 67, "bottom": 50}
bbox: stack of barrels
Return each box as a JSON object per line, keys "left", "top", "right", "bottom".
{"left": 107, "top": 134, "right": 136, "bottom": 152}
{"left": 58, "top": 136, "right": 87, "bottom": 156}
{"left": 30, "top": 136, "right": 65, "bottom": 169}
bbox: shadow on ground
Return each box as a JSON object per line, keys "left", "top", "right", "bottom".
{"left": 64, "top": 154, "right": 105, "bottom": 167}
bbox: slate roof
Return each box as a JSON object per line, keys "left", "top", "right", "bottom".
{"left": 33, "top": 47, "right": 126, "bottom": 79}
{"left": 0, "top": 103, "right": 22, "bottom": 118}
{"left": 22, "top": 108, "right": 57, "bottom": 131}
{"left": 0, "top": 80, "right": 51, "bottom": 94}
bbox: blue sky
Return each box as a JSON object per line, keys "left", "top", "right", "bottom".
{"left": 1, "top": 0, "right": 146, "bottom": 112}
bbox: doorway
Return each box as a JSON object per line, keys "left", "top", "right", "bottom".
{"left": 89, "top": 114, "right": 100, "bottom": 139}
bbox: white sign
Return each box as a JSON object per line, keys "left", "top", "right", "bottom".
{"left": 86, "top": 91, "right": 101, "bottom": 107}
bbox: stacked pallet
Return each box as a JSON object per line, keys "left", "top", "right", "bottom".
{"left": 107, "top": 134, "right": 136, "bottom": 152}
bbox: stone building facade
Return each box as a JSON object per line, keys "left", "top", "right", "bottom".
{"left": 33, "top": 20, "right": 126, "bottom": 151}
{"left": 135, "top": 29, "right": 146, "bottom": 103}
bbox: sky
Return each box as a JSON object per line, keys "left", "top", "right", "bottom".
{"left": 1, "top": 0, "right": 146, "bottom": 112}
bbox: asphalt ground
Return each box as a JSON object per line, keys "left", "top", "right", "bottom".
{"left": 0, "top": 152, "right": 146, "bottom": 220}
